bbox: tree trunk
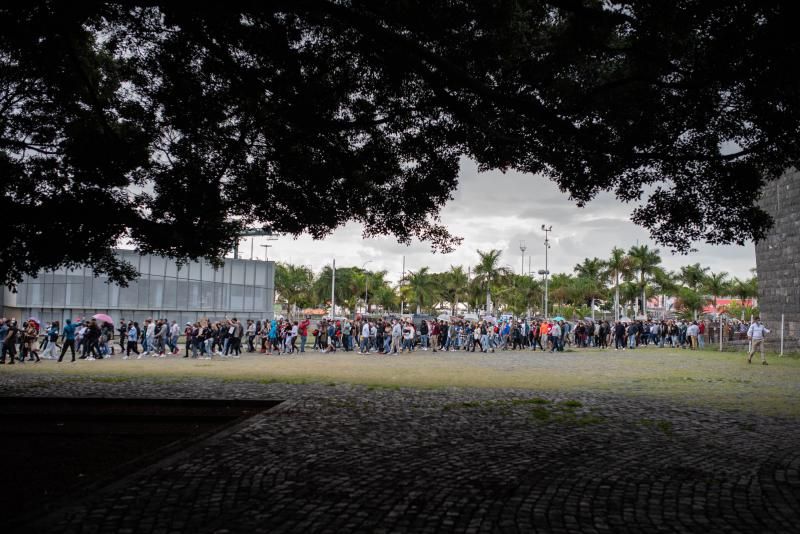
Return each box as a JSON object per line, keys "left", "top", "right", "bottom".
{"left": 485, "top": 288, "right": 491, "bottom": 314}
{"left": 614, "top": 271, "right": 620, "bottom": 321}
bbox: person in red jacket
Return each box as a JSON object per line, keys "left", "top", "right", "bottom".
{"left": 299, "top": 317, "right": 310, "bottom": 353}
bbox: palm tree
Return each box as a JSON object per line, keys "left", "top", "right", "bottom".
{"left": 274, "top": 263, "right": 314, "bottom": 319}
{"left": 313, "top": 265, "right": 355, "bottom": 315}
{"left": 651, "top": 268, "right": 679, "bottom": 315}
{"left": 703, "top": 271, "right": 730, "bottom": 311}
{"left": 620, "top": 281, "right": 640, "bottom": 318}
{"left": 548, "top": 273, "right": 573, "bottom": 313}
{"left": 569, "top": 276, "right": 606, "bottom": 318}
{"left": 679, "top": 263, "right": 709, "bottom": 292}
{"left": 574, "top": 257, "right": 605, "bottom": 279}
{"left": 372, "top": 285, "right": 398, "bottom": 313}
{"left": 407, "top": 267, "right": 439, "bottom": 313}
{"left": 603, "top": 247, "right": 631, "bottom": 321}
{"left": 442, "top": 265, "right": 468, "bottom": 315}
{"left": 627, "top": 244, "right": 661, "bottom": 317}
{"left": 507, "top": 275, "right": 542, "bottom": 317}
{"left": 675, "top": 287, "right": 707, "bottom": 321}
{"left": 473, "top": 249, "right": 510, "bottom": 313}
{"left": 731, "top": 276, "right": 758, "bottom": 320}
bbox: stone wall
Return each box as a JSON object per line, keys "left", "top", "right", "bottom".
{"left": 755, "top": 169, "right": 800, "bottom": 351}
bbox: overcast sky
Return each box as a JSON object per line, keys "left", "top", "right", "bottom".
{"left": 247, "top": 159, "right": 756, "bottom": 283}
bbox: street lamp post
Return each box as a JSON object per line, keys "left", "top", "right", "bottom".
{"left": 541, "top": 225, "right": 553, "bottom": 318}
{"left": 362, "top": 260, "right": 373, "bottom": 315}
{"left": 260, "top": 244, "right": 273, "bottom": 262}
{"left": 537, "top": 269, "right": 549, "bottom": 316}
{"left": 519, "top": 240, "right": 527, "bottom": 276}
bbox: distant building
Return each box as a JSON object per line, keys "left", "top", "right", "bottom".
{"left": 1, "top": 249, "right": 275, "bottom": 326}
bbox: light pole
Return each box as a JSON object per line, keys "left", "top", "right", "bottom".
{"left": 260, "top": 244, "right": 273, "bottom": 262}
{"left": 362, "top": 260, "right": 373, "bottom": 315}
{"left": 537, "top": 269, "right": 549, "bottom": 316}
{"left": 330, "top": 258, "right": 336, "bottom": 320}
{"left": 519, "top": 240, "right": 527, "bottom": 276}
{"left": 541, "top": 224, "right": 552, "bottom": 318}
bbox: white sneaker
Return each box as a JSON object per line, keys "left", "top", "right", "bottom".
{"left": 122, "top": 356, "right": 128, "bottom": 360}
{"left": 86, "top": 357, "right": 95, "bottom": 361}
{"left": 137, "top": 354, "right": 142, "bottom": 359}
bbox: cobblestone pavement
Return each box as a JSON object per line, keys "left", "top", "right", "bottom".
{"left": 3, "top": 373, "right": 800, "bottom": 533}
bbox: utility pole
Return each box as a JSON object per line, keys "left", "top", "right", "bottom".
{"left": 260, "top": 244, "right": 272, "bottom": 262}
{"left": 541, "top": 225, "right": 552, "bottom": 318}
{"left": 400, "top": 255, "right": 405, "bottom": 316}
{"left": 330, "top": 258, "right": 336, "bottom": 321}
{"left": 362, "top": 260, "right": 373, "bottom": 315}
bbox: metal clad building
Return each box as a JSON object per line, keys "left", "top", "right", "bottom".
{"left": 1, "top": 250, "right": 275, "bottom": 326}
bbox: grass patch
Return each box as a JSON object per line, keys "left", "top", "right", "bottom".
{"left": 4, "top": 347, "right": 800, "bottom": 417}
{"left": 510, "top": 397, "right": 552, "bottom": 406}
{"left": 530, "top": 405, "right": 551, "bottom": 421}
{"left": 559, "top": 399, "right": 583, "bottom": 409}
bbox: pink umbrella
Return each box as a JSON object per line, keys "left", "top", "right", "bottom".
{"left": 93, "top": 313, "right": 113, "bottom": 324}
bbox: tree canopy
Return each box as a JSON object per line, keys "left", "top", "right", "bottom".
{"left": 3, "top": 1, "right": 797, "bottom": 287}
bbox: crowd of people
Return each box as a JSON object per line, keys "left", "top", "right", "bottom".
{"left": 306, "top": 317, "right": 720, "bottom": 354}
{"left": 0, "top": 313, "right": 766, "bottom": 364}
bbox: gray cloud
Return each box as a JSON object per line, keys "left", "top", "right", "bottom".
{"left": 254, "top": 159, "right": 755, "bottom": 282}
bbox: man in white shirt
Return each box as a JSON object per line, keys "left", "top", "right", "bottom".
{"left": 170, "top": 320, "right": 180, "bottom": 354}
{"left": 747, "top": 318, "right": 771, "bottom": 365}
{"left": 359, "top": 321, "right": 371, "bottom": 354}
{"left": 391, "top": 320, "right": 402, "bottom": 355}
{"left": 549, "top": 322, "right": 562, "bottom": 352}
{"left": 146, "top": 319, "right": 156, "bottom": 356}
{"left": 686, "top": 322, "right": 699, "bottom": 350}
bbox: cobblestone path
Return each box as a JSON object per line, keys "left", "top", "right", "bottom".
{"left": 3, "top": 374, "right": 800, "bottom": 533}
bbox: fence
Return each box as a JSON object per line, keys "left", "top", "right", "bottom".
{"left": 711, "top": 314, "right": 796, "bottom": 356}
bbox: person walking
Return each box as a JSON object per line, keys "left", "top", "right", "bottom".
{"left": 1, "top": 319, "right": 20, "bottom": 364}
{"left": 549, "top": 321, "right": 562, "bottom": 353}
{"left": 126, "top": 322, "right": 140, "bottom": 359}
{"left": 57, "top": 319, "right": 77, "bottom": 362}
{"left": 41, "top": 321, "right": 60, "bottom": 359}
{"left": 430, "top": 321, "right": 439, "bottom": 353}
{"left": 359, "top": 320, "right": 371, "bottom": 354}
{"left": 747, "top": 317, "right": 771, "bottom": 365}
{"left": 299, "top": 317, "right": 310, "bottom": 353}
{"left": 614, "top": 321, "right": 626, "bottom": 350}
{"left": 686, "top": 321, "right": 700, "bottom": 350}
{"left": 390, "top": 319, "right": 402, "bottom": 355}
{"left": 402, "top": 320, "right": 416, "bottom": 353}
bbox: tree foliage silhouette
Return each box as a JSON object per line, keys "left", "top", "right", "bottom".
{"left": 3, "top": 1, "right": 796, "bottom": 287}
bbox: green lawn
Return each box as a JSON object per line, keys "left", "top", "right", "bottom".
{"left": 3, "top": 346, "right": 799, "bottom": 417}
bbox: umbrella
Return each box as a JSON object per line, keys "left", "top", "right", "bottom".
{"left": 93, "top": 313, "right": 113, "bottom": 324}
{"left": 27, "top": 317, "right": 41, "bottom": 326}
{"left": 551, "top": 316, "right": 566, "bottom": 322}
{"left": 619, "top": 316, "right": 632, "bottom": 323}
{"left": 482, "top": 315, "right": 497, "bottom": 323}
{"left": 437, "top": 313, "right": 451, "bottom": 321}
